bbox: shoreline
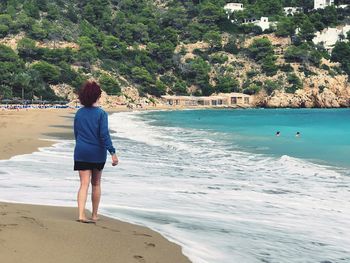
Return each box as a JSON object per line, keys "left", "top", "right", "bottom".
{"left": 0, "top": 108, "right": 192, "bottom": 263}
{"left": 0, "top": 108, "right": 75, "bottom": 160}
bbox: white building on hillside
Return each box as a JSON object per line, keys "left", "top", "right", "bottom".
{"left": 283, "top": 7, "right": 303, "bottom": 16}
{"left": 314, "top": 0, "right": 334, "bottom": 9}
{"left": 224, "top": 3, "right": 244, "bottom": 14}
{"left": 243, "top": 17, "right": 275, "bottom": 32}
{"left": 313, "top": 25, "right": 350, "bottom": 52}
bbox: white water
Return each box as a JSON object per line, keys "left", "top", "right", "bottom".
{"left": 1, "top": 111, "right": 350, "bottom": 263}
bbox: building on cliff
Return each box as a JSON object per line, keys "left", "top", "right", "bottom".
{"left": 283, "top": 7, "right": 303, "bottom": 16}
{"left": 243, "top": 17, "right": 276, "bottom": 32}
{"left": 314, "top": 0, "right": 334, "bottom": 9}
{"left": 313, "top": 25, "right": 350, "bottom": 52}
{"left": 162, "top": 93, "right": 252, "bottom": 107}
{"left": 224, "top": 3, "right": 244, "bottom": 14}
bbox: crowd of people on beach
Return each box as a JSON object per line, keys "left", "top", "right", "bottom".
{"left": 0, "top": 104, "right": 75, "bottom": 110}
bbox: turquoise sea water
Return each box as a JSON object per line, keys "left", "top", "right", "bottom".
{"left": 144, "top": 109, "right": 350, "bottom": 168}
{"left": 1, "top": 109, "right": 350, "bottom": 263}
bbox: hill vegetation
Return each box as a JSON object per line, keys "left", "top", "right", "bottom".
{"left": 0, "top": 0, "right": 350, "bottom": 104}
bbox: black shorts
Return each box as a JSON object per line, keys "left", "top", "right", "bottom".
{"left": 74, "top": 161, "right": 105, "bottom": 171}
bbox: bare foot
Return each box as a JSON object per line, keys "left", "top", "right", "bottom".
{"left": 76, "top": 219, "right": 95, "bottom": 224}
{"left": 90, "top": 217, "right": 100, "bottom": 222}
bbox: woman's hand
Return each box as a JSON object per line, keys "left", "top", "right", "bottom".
{"left": 112, "top": 154, "right": 119, "bottom": 166}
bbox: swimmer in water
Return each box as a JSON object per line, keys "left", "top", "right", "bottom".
{"left": 276, "top": 131, "right": 281, "bottom": 136}
{"left": 296, "top": 131, "right": 300, "bottom": 137}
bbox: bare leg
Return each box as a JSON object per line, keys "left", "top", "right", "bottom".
{"left": 91, "top": 169, "right": 102, "bottom": 221}
{"left": 77, "top": 170, "right": 91, "bottom": 220}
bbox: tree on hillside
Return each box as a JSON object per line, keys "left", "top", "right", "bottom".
{"left": 172, "top": 80, "right": 188, "bottom": 95}
{"left": 0, "top": 44, "right": 26, "bottom": 98}
{"left": 28, "top": 22, "right": 48, "bottom": 40}
{"left": 203, "top": 31, "right": 222, "bottom": 52}
{"left": 181, "top": 57, "right": 213, "bottom": 95}
{"left": 254, "top": 0, "right": 283, "bottom": 17}
{"left": 263, "top": 80, "right": 280, "bottom": 95}
{"left": 31, "top": 61, "right": 60, "bottom": 84}
{"left": 276, "top": 17, "right": 295, "bottom": 38}
{"left": 298, "top": 19, "right": 316, "bottom": 42}
{"left": 36, "top": 0, "right": 48, "bottom": 11}
{"left": 77, "top": 36, "right": 98, "bottom": 64}
{"left": 331, "top": 41, "right": 350, "bottom": 74}
{"left": 99, "top": 74, "right": 121, "bottom": 95}
{"left": 101, "top": 35, "right": 126, "bottom": 59}
{"left": 286, "top": 73, "right": 302, "bottom": 93}
{"left": 23, "top": 0, "right": 40, "bottom": 19}
{"left": 0, "top": 14, "right": 11, "bottom": 37}
{"left": 198, "top": 1, "right": 226, "bottom": 26}
{"left": 248, "top": 38, "right": 277, "bottom": 75}
{"left": 215, "top": 76, "right": 240, "bottom": 93}
{"left": 285, "top": 44, "right": 322, "bottom": 66}
{"left": 17, "top": 37, "right": 38, "bottom": 60}
{"left": 83, "top": 0, "right": 113, "bottom": 31}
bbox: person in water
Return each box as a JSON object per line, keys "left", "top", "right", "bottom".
{"left": 296, "top": 131, "right": 301, "bottom": 137}
{"left": 276, "top": 131, "right": 281, "bottom": 136}
{"left": 74, "top": 81, "right": 118, "bottom": 223}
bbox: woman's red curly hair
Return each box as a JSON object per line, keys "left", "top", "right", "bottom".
{"left": 78, "top": 81, "right": 102, "bottom": 107}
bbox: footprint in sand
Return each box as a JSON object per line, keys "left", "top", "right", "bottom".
{"left": 133, "top": 255, "right": 146, "bottom": 263}
{"left": 144, "top": 242, "right": 156, "bottom": 248}
{"left": 133, "top": 231, "right": 152, "bottom": 237}
{"left": 0, "top": 224, "right": 18, "bottom": 228}
{"left": 98, "top": 225, "right": 120, "bottom": 233}
{"left": 21, "top": 216, "right": 46, "bottom": 229}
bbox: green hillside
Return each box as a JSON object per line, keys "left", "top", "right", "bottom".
{"left": 0, "top": 0, "right": 350, "bottom": 101}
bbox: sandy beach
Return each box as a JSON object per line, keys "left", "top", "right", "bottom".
{"left": 0, "top": 108, "right": 74, "bottom": 160}
{"left": 0, "top": 108, "right": 191, "bottom": 263}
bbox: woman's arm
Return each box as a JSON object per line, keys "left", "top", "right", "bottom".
{"left": 99, "top": 111, "right": 116, "bottom": 155}
{"left": 74, "top": 116, "right": 78, "bottom": 140}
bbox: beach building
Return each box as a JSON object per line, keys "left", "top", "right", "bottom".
{"left": 243, "top": 17, "right": 275, "bottom": 32}
{"left": 224, "top": 3, "right": 244, "bottom": 14}
{"left": 314, "top": 0, "right": 334, "bottom": 9}
{"left": 313, "top": 25, "right": 350, "bottom": 52}
{"left": 162, "top": 93, "right": 252, "bottom": 107}
{"left": 283, "top": 7, "right": 303, "bottom": 16}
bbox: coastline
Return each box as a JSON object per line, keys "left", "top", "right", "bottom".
{"left": 0, "top": 107, "right": 191, "bottom": 263}
{"left": 0, "top": 108, "right": 75, "bottom": 160}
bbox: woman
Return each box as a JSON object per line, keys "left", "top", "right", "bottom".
{"left": 74, "top": 81, "right": 118, "bottom": 223}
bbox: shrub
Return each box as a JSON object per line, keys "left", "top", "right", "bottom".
{"left": 172, "top": 80, "right": 188, "bottom": 95}
{"left": 248, "top": 38, "right": 277, "bottom": 75}
{"left": 318, "top": 85, "right": 326, "bottom": 92}
{"left": 263, "top": 80, "right": 281, "bottom": 95}
{"left": 223, "top": 37, "right": 239, "bottom": 54}
{"left": 286, "top": 73, "right": 302, "bottom": 93}
{"left": 280, "top": 64, "right": 293, "bottom": 72}
{"left": 210, "top": 53, "right": 228, "bottom": 64}
{"left": 0, "top": 24, "right": 9, "bottom": 37}
{"left": 215, "top": 76, "right": 240, "bottom": 93}
{"left": 99, "top": 74, "right": 121, "bottom": 95}
{"left": 285, "top": 44, "right": 322, "bottom": 67}
{"left": 31, "top": 61, "right": 60, "bottom": 84}
{"left": 243, "top": 83, "right": 261, "bottom": 95}
{"left": 246, "top": 70, "right": 258, "bottom": 78}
